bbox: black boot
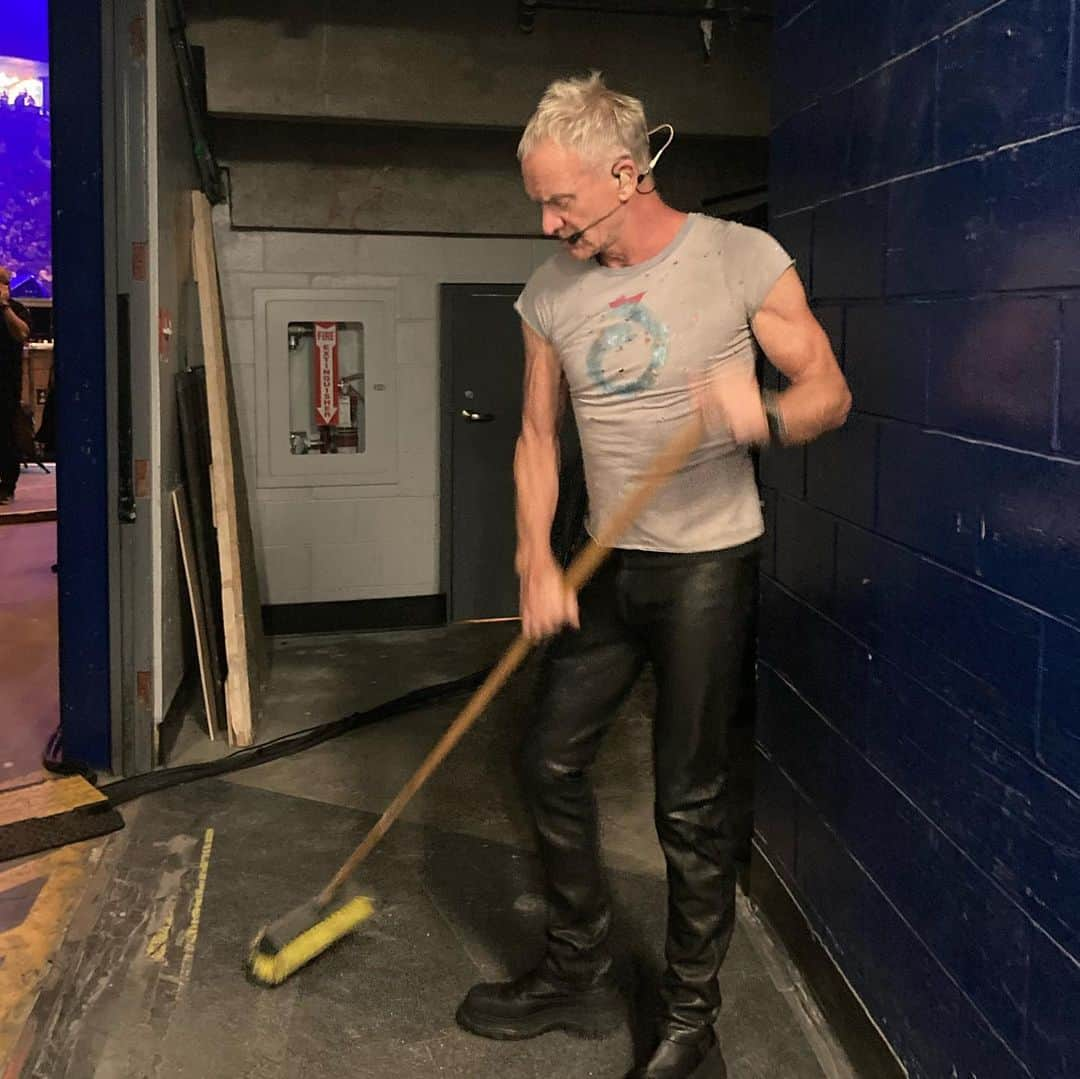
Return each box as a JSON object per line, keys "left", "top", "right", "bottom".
{"left": 456, "top": 961, "right": 624, "bottom": 1041}
{"left": 626, "top": 1026, "right": 727, "bottom": 1078}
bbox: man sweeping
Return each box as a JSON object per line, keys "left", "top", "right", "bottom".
{"left": 454, "top": 74, "right": 851, "bottom": 1078}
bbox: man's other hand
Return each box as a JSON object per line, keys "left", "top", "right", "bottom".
{"left": 694, "top": 368, "right": 769, "bottom": 446}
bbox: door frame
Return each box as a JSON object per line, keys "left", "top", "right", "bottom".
{"left": 53, "top": 0, "right": 153, "bottom": 773}
{"left": 52, "top": 0, "right": 116, "bottom": 769}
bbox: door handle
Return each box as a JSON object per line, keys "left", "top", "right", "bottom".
{"left": 461, "top": 409, "right": 496, "bottom": 423}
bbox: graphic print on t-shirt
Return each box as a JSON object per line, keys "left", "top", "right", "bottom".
{"left": 585, "top": 292, "right": 669, "bottom": 397}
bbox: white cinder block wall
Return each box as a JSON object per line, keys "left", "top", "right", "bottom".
{"left": 213, "top": 205, "right": 550, "bottom": 607}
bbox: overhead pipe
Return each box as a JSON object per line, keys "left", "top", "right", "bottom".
{"left": 163, "top": 0, "right": 226, "bottom": 203}
{"left": 518, "top": 0, "right": 771, "bottom": 32}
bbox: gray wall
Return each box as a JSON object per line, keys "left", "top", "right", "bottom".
{"left": 186, "top": 0, "right": 770, "bottom": 136}
{"left": 214, "top": 216, "right": 549, "bottom": 606}
{"left": 187, "top": 1, "right": 770, "bottom": 236}
{"left": 216, "top": 123, "right": 767, "bottom": 235}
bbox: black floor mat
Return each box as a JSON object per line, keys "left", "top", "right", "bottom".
{"left": 0, "top": 801, "right": 125, "bottom": 862}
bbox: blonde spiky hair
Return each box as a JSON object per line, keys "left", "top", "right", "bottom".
{"left": 518, "top": 72, "right": 650, "bottom": 174}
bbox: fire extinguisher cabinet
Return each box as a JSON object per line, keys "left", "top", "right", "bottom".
{"left": 253, "top": 287, "right": 399, "bottom": 489}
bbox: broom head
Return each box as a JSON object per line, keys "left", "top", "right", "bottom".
{"left": 246, "top": 894, "right": 375, "bottom": 987}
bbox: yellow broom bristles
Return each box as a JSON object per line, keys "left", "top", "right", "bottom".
{"left": 246, "top": 896, "right": 376, "bottom": 987}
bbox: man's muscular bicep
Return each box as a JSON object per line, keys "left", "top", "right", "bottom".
{"left": 520, "top": 318, "right": 565, "bottom": 443}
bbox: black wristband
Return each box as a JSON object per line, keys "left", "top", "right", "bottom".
{"left": 761, "top": 389, "right": 788, "bottom": 446}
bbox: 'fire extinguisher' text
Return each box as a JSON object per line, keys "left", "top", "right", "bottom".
{"left": 314, "top": 322, "right": 339, "bottom": 427}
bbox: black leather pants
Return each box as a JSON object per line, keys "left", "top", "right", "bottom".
{"left": 521, "top": 544, "right": 759, "bottom": 1037}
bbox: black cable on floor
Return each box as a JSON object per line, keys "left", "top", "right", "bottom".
{"left": 43, "top": 727, "right": 98, "bottom": 784}
{"left": 93, "top": 665, "right": 493, "bottom": 807}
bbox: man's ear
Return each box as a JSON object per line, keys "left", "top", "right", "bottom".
{"left": 610, "top": 158, "right": 638, "bottom": 199}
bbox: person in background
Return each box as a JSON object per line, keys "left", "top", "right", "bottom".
{"left": 0, "top": 267, "right": 32, "bottom": 504}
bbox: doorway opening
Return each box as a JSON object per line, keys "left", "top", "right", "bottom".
{"left": 0, "top": 2, "right": 59, "bottom": 783}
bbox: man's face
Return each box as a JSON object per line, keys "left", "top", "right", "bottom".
{"left": 522, "top": 140, "right": 622, "bottom": 260}
{"left": 0, "top": 278, "right": 9, "bottom": 304}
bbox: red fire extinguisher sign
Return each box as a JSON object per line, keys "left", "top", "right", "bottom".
{"left": 313, "top": 322, "right": 339, "bottom": 426}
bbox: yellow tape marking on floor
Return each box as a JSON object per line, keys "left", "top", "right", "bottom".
{"left": 178, "top": 827, "right": 214, "bottom": 990}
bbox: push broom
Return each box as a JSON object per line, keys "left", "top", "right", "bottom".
{"left": 247, "top": 415, "right": 705, "bottom": 987}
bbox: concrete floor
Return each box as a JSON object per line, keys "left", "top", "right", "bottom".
{"left": 0, "top": 465, "right": 57, "bottom": 525}
{"left": 0, "top": 520, "right": 58, "bottom": 780}
{"left": 12, "top": 623, "right": 857, "bottom": 1079}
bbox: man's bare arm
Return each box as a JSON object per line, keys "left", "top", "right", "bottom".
{"left": 514, "top": 319, "right": 578, "bottom": 639}
{"left": 515, "top": 320, "right": 564, "bottom": 574}
{"left": 751, "top": 267, "right": 851, "bottom": 444}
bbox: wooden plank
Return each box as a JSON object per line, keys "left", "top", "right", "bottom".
{"left": 175, "top": 367, "right": 227, "bottom": 734}
{"left": 172, "top": 486, "right": 218, "bottom": 741}
{"left": 190, "top": 191, "right": 263, "bottom": 746}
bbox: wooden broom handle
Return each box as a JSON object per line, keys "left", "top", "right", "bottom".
{"left": 318, "top": 416, "right": 705, "bottom": 905}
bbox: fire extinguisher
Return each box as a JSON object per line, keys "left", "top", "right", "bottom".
{"left": 335, "top": 373, "right": 363, "bottom": 454}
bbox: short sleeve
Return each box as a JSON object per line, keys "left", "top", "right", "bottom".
{"left": 514, "top": 264, "right": 556, "bottom": 341}
{"left": 723, "top": 223, "right": 796, "bottom": 319}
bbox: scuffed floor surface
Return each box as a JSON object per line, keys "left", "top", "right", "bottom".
{"left": 14, "top": 626, "right": 855, "bottom": 1079}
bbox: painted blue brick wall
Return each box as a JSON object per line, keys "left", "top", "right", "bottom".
{"left": 759, "top": 3, "right": 1080, "bottom": 1076}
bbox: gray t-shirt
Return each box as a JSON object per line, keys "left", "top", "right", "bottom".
{"left": 515, "top": 213, "right": 794, "bottom": 554}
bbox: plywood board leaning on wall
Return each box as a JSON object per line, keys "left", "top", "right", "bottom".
{"left": 176, "top": 365, "right": 228, "bottom": 738}
{"left": 190, "top": 190, "right": 264, "bottom": 746}
{"left": 172, "top": 484, "right": 220, "bottom": 741}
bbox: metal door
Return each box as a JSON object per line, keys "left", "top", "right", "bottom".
{"left": 440, "top": 284, "right": 526, "bottom": 621}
